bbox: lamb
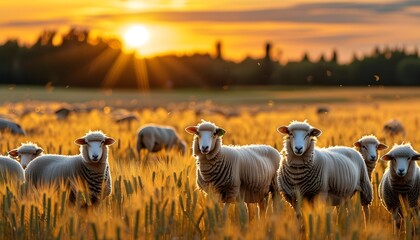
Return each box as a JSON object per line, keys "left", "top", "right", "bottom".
{"left": 354, "top": 135, "right": 388, "bottom": 180}
{"left": 8, "top": 142, "right": 44, "bottom": 169}
{"left": 383, "top": 119, "right": 406, "bottom": 138}
{"left": 185, "top": 120, "right": 280, "bottom": 216}
{"left": 0, "top": 117, "right": 26, "bottom": 135}
{"left": 137, "top": 125, "right": 186, "bottom": 155}
{"left": 25, "top": 131, "right": 115, "bottom": 205}
{"left": 0, "top": 156, "right": 25, "bottom": 185}
{"left": 277, "top": 121, "right": 373, "bottom": 226}
{"left": 378, "top": 143, "right": 420, "bottom": 231}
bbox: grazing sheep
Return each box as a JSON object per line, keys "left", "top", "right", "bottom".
{"left": 277, "top": 121, "right": 373, "bottom": 226}
{"left": 55, "top": 107, "right": 72, "bottom": 120}
{"left": 137, "top": 125, "right": 186, "bottom": 155}
{"left": 25, "top": 131, "right": 115, "bottom": 205}
{"left": 115, "top": 114, "right": 138, "bottom": 124}
{"left": 8, "top": 142, "right": 44, "bottom": 169}
{"left": 316, "top": 106, "right": 330, "bottom": 115}
{"left": 0, "top": 156, "right": 25, "bottom": 185}
{"left": 378, "top": 143, "right": 420, "bottom": 230}
{"left": 185, "top": 120, "right": 280, "bottom": 216}
{"left": 354, "top": 135, "right": 388, "bottom": 180}
{"left": 0, "top": 118, "right": 26, "bottom": 135}
{"left": 383, "top": 119, "right": 406, "bottom": 138}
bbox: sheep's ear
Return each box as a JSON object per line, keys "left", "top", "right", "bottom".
{"left": 8, "top": 149, "right": 18, "bottom": 157}
{"left": 411, "top": 154, "right": 420, "bottom": 161}
{"left": 381, "top": 154, "right": 392, "bottom": 161}
{"left": 216, "top": 128, "right": 226, "bottom": 137}
{"left": 378, "top": 143, "right": 388, "bottom": 150}
{"left": 104, "top": 137, "right": 115, "bottom": 145}
{"left": 353, "top": 141, "right": 362, "bottom": 148}
{"left": 74, "top": 138, "right": 87, "bottom": 145}
{"left": 185, "top": 126, "right": 198, "bottom": 135}
{"left": 277, "top": 126, "right": 289, "bottom": 135}
{"left": 310, "top": 128, "right": 322, "bottom": 137}
{"left": 36, "top": 148, "right": 43, "bottom": 155}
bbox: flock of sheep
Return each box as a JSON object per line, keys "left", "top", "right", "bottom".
{"left": 0, "top": 114, "right": 414, "bottom": 233}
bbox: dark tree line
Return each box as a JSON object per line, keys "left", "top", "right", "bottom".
{"left": 1, "top": 28, "right": 420, "bottom": 89}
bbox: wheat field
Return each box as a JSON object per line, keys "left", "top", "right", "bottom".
{"left": 0, "top": 87, "right": 419, "bottom": 239}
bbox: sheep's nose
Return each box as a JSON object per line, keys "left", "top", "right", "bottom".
{"left": 201, "top": 146, "right": 209, "bottom": 152}
{"left": 398, "top": 169, "right": 405, "bottom": 175}
{"left": 295, "top": 146, "right": 303, "bottom": 152}
{"left": 92, "top": 154, "right": 99, "bottom": 159}
{"left": 369, "top": 155, "right": 376, "bottom": 161}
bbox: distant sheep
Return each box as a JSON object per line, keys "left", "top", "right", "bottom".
{"left": 354, "top": 135, "right": 388, "bottom": 180}
{"left": 316, "top": 106, "right": 330, "bottom": 115}
{"left": 137, "top": 125, "right": 186, "bottom": 155}
{"left": 185, "top": 120, "right": 280, "bottom": 216}
{"left": 0, "top": 156, "right": 25, "bottom": 185}
{"left": 8, "top": 142, "right": 44, "bottom": 169}
{"left": 0, "top": 118, "right": 26, "bottom": 135}
{"left": 383, "top": 119, "right": 405, "bottom": 138}
{"left": 25, "top": 131, "right": 115, "bottom": 205}
{"left": 55, "top": 107, "right": 72, "bottom": 120}
{"left": 277, "top": 121, "right": 372, "bottom": 225}
{"left": 378, "top": 143, "right": 420, "bottom": 230}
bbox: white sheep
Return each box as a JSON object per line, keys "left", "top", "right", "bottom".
{"left": 185, "top": 120, "right": 280, "bottom": 216}
{"left": 383, "top": 119, "right": 406, "bottom": 138}
{"left": 25, "top": 131, "right": 115, "bottom": 205}
{"left": 137, "top": 125, "right": 186, "bottom": 155}
{"left": 277, "top": 121, "right": 373, "bottom": 225}
{"left": 8, "top": 142, "right": 44, "bottom": 169}
{"left": 378, "top": 143, "right": 420, "bottom": 230}
{"left": 0, "top": 156, "right": 25, "bottom": 185}
{"left": 0, "top": 117, "right": 26, "bottom": 135}
{"left": 354, "top": 135, "right": 388, "bottom": 180}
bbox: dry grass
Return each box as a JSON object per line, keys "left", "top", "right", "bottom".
{"left": 1, "top": 88, "right": 420, "bottom": 239}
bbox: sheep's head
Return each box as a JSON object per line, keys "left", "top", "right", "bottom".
{"left": 8, "top": 142, "right": 43, "bottom": 169}
{"left": 354, "top": 135, "right": 388, "bottom": 162}
{"left": 75, "top": 131, "right": 115, "bottom": 163}
{"left": 185, "top": 121, "right": 225, "bottom": 155}
{"left": 277, "top": 121, "right": 321, "bottom": 156}
{"left": 381, "top": 143, "right": 420, "bottom": 177}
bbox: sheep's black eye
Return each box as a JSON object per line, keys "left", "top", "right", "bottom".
{"left": 101, "top": 141, "right": 105, "bottom": 144}
{"left": 304, "top": 133, "right": 310, "bottom": 139}
{"left": 362, "top": 146, "right": 367, "bottom": 150}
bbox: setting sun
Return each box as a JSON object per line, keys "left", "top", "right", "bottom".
{"left": 123, "top": 25, "right": 150, "bottom": 49}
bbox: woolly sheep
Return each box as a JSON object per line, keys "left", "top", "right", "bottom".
{"left": 378, "top": 143, "right": 420, "bottom": 230}
{"left": 25, "top": 131, "right": 115, "bottom": 205}
{"left": 137, "top": 125, "right": 186, "bottom": 155}
{"left": 383, "top": 119, "right": 406, "bottom": 138}
{"left": 55, "top": 107, "right": 72, "bottom": 120}
{"left": 277, "top": 121, "right": 373, "bottom": 224}
{"left": 0, "top": 156, "right": 25, "bottom": 185}
{"left": 354, "top": 135, "right": 388, "bottom": 180}
{"left": 185, "top": 120, "right": 280, "bottom": 216}
{"left": 0, "top": 117, "right": 26, "bottom": 135}
{"left": 9, "top": 142, "right": 44, "bottom": 169}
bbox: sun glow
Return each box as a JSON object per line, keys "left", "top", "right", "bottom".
{"left": 123, "top": 25, "right": 150, "bottom": 49}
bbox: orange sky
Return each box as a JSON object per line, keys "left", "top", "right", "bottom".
{"left": 1, "top": 0, "right": 419, "bottom": 63}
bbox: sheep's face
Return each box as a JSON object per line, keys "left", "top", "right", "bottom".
{"left": 354, "top": 140, "right": 388, "bottom": 162}
{"left": 75, "top": 137, "right": 115, "bottom": 163}
{"left": 185, "top": 125, "right": 225, "bottom": 155}
{"left": 278, "top": 125, "right": 321, "bottom": 156}
{"left": 382, "top": 145, "right": 420, "bottom": 177}
{"left": 9, "top": 146, "right": 43, "bottom": 169}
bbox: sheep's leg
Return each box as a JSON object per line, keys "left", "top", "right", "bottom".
{"left": 258, "top": 199, "right": 267, "bottom": 219}
{"left": 392, "top": 210, "right": 403, "bottom": 234}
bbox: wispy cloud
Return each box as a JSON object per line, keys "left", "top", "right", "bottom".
{"left": 1, "top": 0, "right": 420, "bottom": 28}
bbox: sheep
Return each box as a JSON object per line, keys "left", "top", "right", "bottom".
{"left": 25, "top": 131, "right": 115, "bottom": 205}
{"left": 137, "top": 125, "right": 186, "bottom": 155}
{"left": 0, "top": 117, "right": 26, "bottom": 135}
{"left": 0, "top": 156, "right": 25, "bottom": 185}
{"left": 8, "top": 142, "right": 44, "bottom": 169}
{"left": 383, "top": 119, "right": 406, "bottom": 138}
{"left": 354, "top": 135, "right": 388, "bottom": 180}
{"left": 55, "top": 107, "right": 72, "bottom": 120}
{"left": 185, "top": 120, "right": 280, "bottom": 217}
{"left": 378, "top": 143, "right": 420, "bottom": 231}
{"left": 277, "top": 121, "right": 373, "bottom": 228}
